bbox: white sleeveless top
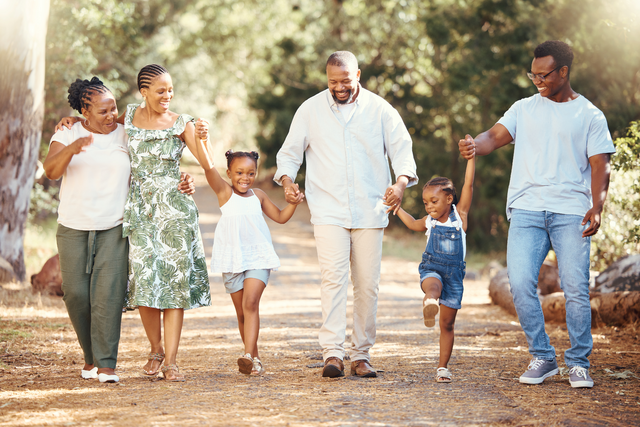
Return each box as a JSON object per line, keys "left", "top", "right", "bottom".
{"left": 211, "top": 190, "right": 280, "bottom": 273}
{"left": 424, "top": 204, "right": 467, "bottom": 259}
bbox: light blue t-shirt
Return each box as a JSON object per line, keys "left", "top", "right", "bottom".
{"left": 497, "top": 94, "right": 615, "bottom": 220}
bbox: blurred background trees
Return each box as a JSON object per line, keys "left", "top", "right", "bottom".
{"left": 37, "top": 0, "right": 640, "bottom": 269}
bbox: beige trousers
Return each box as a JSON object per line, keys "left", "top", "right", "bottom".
{"left": 313, "top": 225, "right": 383, "bottom": 362}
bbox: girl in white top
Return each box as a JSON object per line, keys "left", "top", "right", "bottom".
{"left": 203, "top": 149, "right": 304, "bottom": 375}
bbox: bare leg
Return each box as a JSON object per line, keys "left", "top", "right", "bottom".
{"left": 438, "top": 305, "right": 458, "bottom": 368}
{"left": 139, "top": 306, "right": 164, "bottom": 373}
{"left": 421, "top": 277, "right": 443, "bottom": 299}
{"left": 241, "top": 278, "right": 266, "bottom": 358}
{"left": 230, "top": 289, "right": 246, "bottom": 344}
{"left": 163, "top": 308, "right": 184, "bottom": 365}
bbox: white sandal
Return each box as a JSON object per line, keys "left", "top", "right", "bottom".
{"left": 237, "top": 353, "right": 253, "bottom": 375}
{"left": 436, "top": 367, "right": 452, "bottom": 383}
{"left": 251, "top": 357, "right": 265, "bottom": 376}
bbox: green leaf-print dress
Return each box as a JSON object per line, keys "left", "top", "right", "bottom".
{"left": 122, "top": 104, "right": 211, "bottom": 310}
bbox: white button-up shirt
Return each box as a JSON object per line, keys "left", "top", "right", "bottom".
{"left": 275, "top": 87, "right": 418, "bottom": 229}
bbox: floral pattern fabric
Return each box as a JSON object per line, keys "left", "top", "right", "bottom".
{"left": 122, "top": 104, "right": 211, "bottom": 310}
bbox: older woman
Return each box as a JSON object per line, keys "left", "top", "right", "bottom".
{"left": 45, "top": 77, "right": 195, "bottom": 383}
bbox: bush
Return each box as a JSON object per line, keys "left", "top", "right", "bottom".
{"left": 591, "top": 121, "right": 640, "bottom": 271}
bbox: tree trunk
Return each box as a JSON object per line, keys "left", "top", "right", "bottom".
{"left": 0, "top": 0, "right": 50, "bottom": 281}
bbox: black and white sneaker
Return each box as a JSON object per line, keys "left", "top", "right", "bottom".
{"left": 569, "top": 366, "right": 594, "bottom": 388}
{"left": 519, "top": 358, "right": 559, "bottom": 384}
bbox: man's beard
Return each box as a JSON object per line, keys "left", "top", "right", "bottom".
{"left": 331, "top": 88, "right": 355, "bottom": 104}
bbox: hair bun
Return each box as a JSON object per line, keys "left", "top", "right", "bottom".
{"left": 250, "top": 151, "right": 260, "bottom": 160}
{"left": 225, "top": 150, "right": 234, "bottom": 159}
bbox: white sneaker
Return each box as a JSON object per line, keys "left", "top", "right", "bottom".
{"left": 81, "top": 367, "right": 98, "bottom": 379}
{"left": 98, "top": 373, "right": 119, "bottom": 383}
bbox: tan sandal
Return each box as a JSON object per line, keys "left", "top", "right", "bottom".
{"left": 237, "top": 353, "right": 253, "bottom": 375}
{"left": 142, "top": 352, "right": 165, "bottom": 376}
{"left": 161, "top": 363, "right": 185, "bottom": 382}
{"left": 251, "top": 357, "right": 265, "bottom": 376}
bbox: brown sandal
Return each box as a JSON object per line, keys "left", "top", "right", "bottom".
{"left": 161, "top": 363, "right": 185, "bottom": 382}
{"left": 142, "top": 352, "right": 165, "bottom": 376}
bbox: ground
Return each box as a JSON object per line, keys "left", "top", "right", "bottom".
{"left": 1, "top": 172, "right": 639, "bottom": 427}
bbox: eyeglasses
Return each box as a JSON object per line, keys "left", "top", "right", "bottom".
{"left": 527, "top": 65, "right": 563, "bottom": 82}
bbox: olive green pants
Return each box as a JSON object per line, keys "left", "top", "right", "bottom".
{"left": 56, "top": 224, "right": 128, "bottom": 369}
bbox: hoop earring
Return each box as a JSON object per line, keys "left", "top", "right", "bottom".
{"left": 85, "top": 119, "right": 90, "bottom": 127}
{"left": 140, "top": 97, "right": 146, "bottom": 108}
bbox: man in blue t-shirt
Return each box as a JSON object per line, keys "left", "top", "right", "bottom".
{"left": 459, "top": 40, "right": 615, "bottom": 388}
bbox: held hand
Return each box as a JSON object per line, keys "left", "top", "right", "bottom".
{"left": 70, "top": 134, "right": 94, "bottom": 154}
{"left": 288, "top": 190, "right": 305, "bottom": 206}
{"left": 283, "top": 178, "right": 301, "bottom": 204}
{"left": 458, "top": 134, "right": 476, "bottom": 160}
{"left": 383, "top": 183, "right": 405, "bottom": 215}
{"left": 55, "top": 116, "right": 82, "bottom": 132}
{"left": 178, "top": 172, "right": 196, "bottom": 195}
{"left": 195, "top": 118, "right": 209, "bottom": 141}
{"left": 581, "top": 208, "right": 602, "bottom": 237}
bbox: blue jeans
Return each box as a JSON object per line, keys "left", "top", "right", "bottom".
{"left": 507, "top": 209, "right": 592, "bottom": 368}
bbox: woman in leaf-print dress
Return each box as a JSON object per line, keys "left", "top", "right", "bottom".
{"left": 121, "top": 64, "right": 213, "bottom": 382}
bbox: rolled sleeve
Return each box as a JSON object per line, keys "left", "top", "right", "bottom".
{"left": 383, "top": 107, "right": 418, "bottom": 187}
{"left": 274, "top": 106, "right": 309, "bottom": 186}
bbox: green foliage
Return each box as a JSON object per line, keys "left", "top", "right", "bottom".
{"left": 41, "top": 0, "right": 640, "bottom": 260}
{"left": 592, "top": 120, "right": 640, "bottom": 271}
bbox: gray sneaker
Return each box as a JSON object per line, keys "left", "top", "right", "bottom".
{"left": 569, "top": 366, "right": 594, "bottom": 388}
{"left": 519, "top": 358, "right": 559, "bottom": 384}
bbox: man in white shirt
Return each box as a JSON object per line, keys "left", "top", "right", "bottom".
{"left": 275, "top": 51, "right": 418, "bottom": 378}
{"left": 458, "top": 40, "right": 615, "bottom": 388}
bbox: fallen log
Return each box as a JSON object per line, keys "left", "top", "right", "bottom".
{"left": 590, "top": 291, "right": 640, "bottom": 327}
{"left": 488, "top": 269, "right": 517, "bottom": 317}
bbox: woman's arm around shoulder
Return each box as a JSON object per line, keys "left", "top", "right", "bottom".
{"left": 253, "top": 188, "right": 304, "bottom": 224}
{"left": 396, "top": 208, "right": 428, "bottom": 232}
{"left": 456, "top": 155, "right": 476, "bottom": 232}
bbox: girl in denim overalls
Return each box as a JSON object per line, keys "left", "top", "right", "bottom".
{"left": 396, "top": 151, "right": 475, "bottom": 383}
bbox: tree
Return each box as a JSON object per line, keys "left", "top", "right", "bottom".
{"left": 0, "top": 0, "right": 50, "bottom": 281}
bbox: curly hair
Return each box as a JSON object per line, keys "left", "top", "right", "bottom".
{"left": 225, "top": 150, "right": 259, "bottom": 169}
{"left": 534, "top": 40, "right": 574, "bottom": 76}
{"left": 67, "top": 77, "right": 110, "bottom": 113}
{"left": 423, "top": 176, "right": 458, "bottom": 206}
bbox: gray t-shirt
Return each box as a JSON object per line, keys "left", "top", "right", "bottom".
{"left": 498, "top": 94, "right": 615, "bottom": 220}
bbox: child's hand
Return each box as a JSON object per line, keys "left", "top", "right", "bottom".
{"left": 288, "top": 190, "right": 305, "bottom": 206}
{"left": 178, "top": 172, "right": 196, "bottom": 195}
{"left": 195, "top": 118, "right": 209, "bottom": 141}
{"left": 458, "top": 134, "right": 475, "bottom": 159}
{"left": 283, "top": 182, "right": 301, "bottom": 203}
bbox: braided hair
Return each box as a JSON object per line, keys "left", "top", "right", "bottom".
{"left": 225, "top": 150, "right": 259, "bottom": 169}
{"left": 67, "top": 77, "right": 110, "bottom": 113}
{"left": 423, "top": 176, "right": 458, "bottom": 206}
{"left": 137, "top": 64, "right": 168, "bottom": 91}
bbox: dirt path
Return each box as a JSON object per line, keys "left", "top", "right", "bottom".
{"left": 1, "top": 174, "right": 639, "bottom": 426}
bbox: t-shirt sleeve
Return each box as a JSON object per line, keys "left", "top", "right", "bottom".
{"left": 586, "top": 110, "right": 615, "bottom": 158}
{"left": 49, "top": 126, "right": 75, "bottom": 147}
{"left": 497, "top": 100, "right": 520, "bottom": 141}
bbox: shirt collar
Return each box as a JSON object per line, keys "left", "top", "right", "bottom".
{"left": 326, "top": 83, "right": 366, "bottom": 109}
